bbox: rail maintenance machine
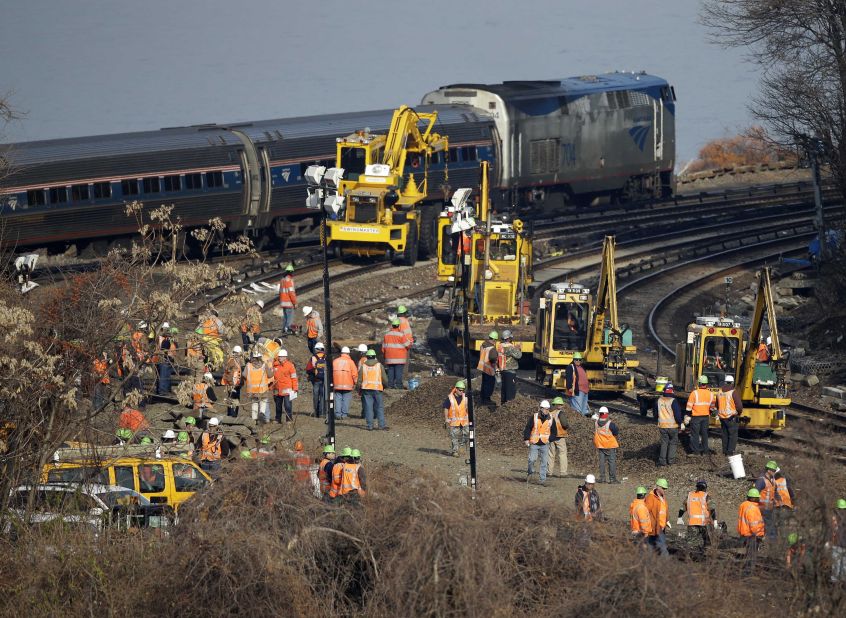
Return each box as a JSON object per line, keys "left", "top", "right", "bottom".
{"left": 432, "top": 161, "right": 535, "bottom": 354}
{"left": 534, "top": 236, "right": 639, "bottom": 395}
{"left": 326, "top": 105, "right": 449, "bottom": 265}
{"left": 650, "top": 266, "right": 790, "bottom": 430}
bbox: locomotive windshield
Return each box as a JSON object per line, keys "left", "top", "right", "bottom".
{"left": 553, "top": 301, "right": 588, "bottom": 351}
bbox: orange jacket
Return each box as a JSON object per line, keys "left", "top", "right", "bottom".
{"left": 644, "top": 491, "right": 667, "bottom": 534}
{"left": 279, "top": 275, "right": 297, "bottom": 308}
{"left": 332, "top": 355, "right": 358, "bottom": 391}
{"left": 738, "top": 500, "right": 765, "bottom": 537}
{"left": 93, "top": 358, "right": 110, "bottom": 384}
{"left": 398, "top": 316, "right": 413, "bottom": 345}
{"left": 200, "top": 432, "right": 222, "bottom": 462}
{"left": 221, "top": 357, "right": 242, "bottom": 387}
{"left": 630, "top": 498, "right": 654, "bottom": 535}
{"left": 382, "top": 328, "right": 409, "bottom": 365}
{"left": 118, "top": 408, "right": 149, "bottom": 432}
{"left": 774, "top": 477, "right": 793, "bottom": 508}
{"left": 272, "top": 359, "right": 299, "bottom": 396}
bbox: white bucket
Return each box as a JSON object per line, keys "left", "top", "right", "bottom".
{"left": 728, "top": 454, "right": 746, "bottom": 479}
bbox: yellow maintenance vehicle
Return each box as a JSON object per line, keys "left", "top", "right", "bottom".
{"left": 534, "top": 236, "right": 638, "bottom": 394}
{"left": 326, "top": 105, "right": 449, "bottom": 265}
{"left": 669, "top": 267, "right": 789, "bottom": 430}
{"left": 432, "top": 161, "right": 535, "bottom": 353}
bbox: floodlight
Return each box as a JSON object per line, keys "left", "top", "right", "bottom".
{"left": 323, "top": 167, "right": 345, "bottom": 190}
{"left": 323, "top": 193, "right": 345, "bottom": 216}
{"left": 305, "top": 165, "right": 326, "bottom": 187}
{"left": 305, "top": 186, "right": 323, "bottom": 210}
{"left": 451, "top": 188, "right": 471, "bottom": 209}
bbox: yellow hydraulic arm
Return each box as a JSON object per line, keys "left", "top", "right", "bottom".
{"left": 737, "top": 267, "right": 783, "bottom": 400}
{"left": 382, "top": 105, "right": 448, "bottom": 178}
{"left": 585, "top": 236, "right": 620, "bottom": 356}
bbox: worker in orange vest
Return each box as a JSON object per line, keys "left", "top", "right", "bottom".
{"left": 221, "top": 346, "right": 243, "bottom": 417}
{"left": 118, "top": 405, "right": 150, "bottom": 433}
{"left": 382, "top": 319, "right": 410, "bottom": 389}
{"left": 355, "top": 344, "right": 369, "bottom": 419}
{"left": 716, "top": 374, "right": 743, "bottom": 456}
{"left": 302, "top": 306, "right": 323, "bottom": 354}
{"left": 738, "top": 487, "right": 766, "bottom": 574}
{"left": 656, "top": 382, "right": 684, "bottom": 466}
{"left": 279, "top": 264, "right": 297, "bottom": 335}
{"left": 244, "top": 349, "right": 274, "bottom": 424}
{"left": 333, "top": 346, "right": 358, "bottom": 419}
{"left": 756, "top": 336, "right": 771, "bottom": 362}
{"left": 287, "top": 440, "right": 311, "bottom": 482}
{"left": 644, "top": 478, "right": 670, "bottom": 556}
{"left": 199, "top": 308, "right": 224, "bottom": 342}
{"left": 630, "top": 486, "right": 654, "bottom": 544}
{"left": 677, "top": 479, "right": 717, "bottom": 552}
{"left": 395, "top": 305, "right": 414, "bottom": 345}
{"left": 330, "top": 448, "right": 367, "bottom": 502}
{"left": 328, "top": 447, "right": 352, "bottom": 500}
{"left": 685, "top": 375, "right": 716, "bottom": 455}
{"left": 240, "top": 309, "right": 261, "bottom": 350}
{"left": 477, "top": 331, "right": 500, "bottom": 407}
{"left": 755, "top": 460, "right": 793, "bottom": 539}
{"left": 317, "top": 445, "right": 336, "bottom": 497}
{"left": 593, "top": 407, "right": 619, "bottom": 484}
{"left": 272, "top": 349, "right": 298, "bottom": 423}
{"left": 192, "top": 372, "right": 218, "bottom": 419}
{"left": 199, "top": 416, "right": 224, "bottom": 473}
{"left": 522, "top": 400, "right": 559, "bottom": 487}
{"left": 92, "top": 352, "right": 111, "bottom": 410}
{"left": 356, "top": 349, "right": 388, "bottom": 430}
{"left": 443, "top": 380, "right": 470, "bottom": 457}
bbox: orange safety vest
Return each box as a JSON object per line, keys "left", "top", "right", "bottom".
{"left": 339, "top": 462, "right": 363, "bottom": 496}
{"left": 118, "top": 408, "right": 149, "bottom": 431}
{"left": 774, "top": 477, "right": 793, "bottom": 509}
{"left": 240, "top": 321, "right": 259, "bottom": 335}
{"left": 758, "top": 475, "right": 776, "bottom": 511}
{"left": 306, "top": 315, "right": 320, "bottom": 338}
{"left": 551, "top": 411, "right": 567, "bottom": 438}
{"left": 644, "top": 491, "right": 667, "bottom": 533}
{"left": 93, "top": 358, "right": 110, "bottom": 384}
{"left": 221, "top": 357, "right": 242, "bottom": 387}
{"left": 657, "top": 397, "right": 678, "bottom": 429}
{"left": 756, "top": 343, "right": 770, "bottom": 362}
{"left": 686, "top": 387, "right": 715, "bottom": 417}
{"left": 687, "top": 490, "right": 711, "bottom": 526}
{"left": 192, "top": 383, "right": 211, "bottom": 409}
{"left": 529, "top": 413, "right": 552, "bottom": 444}
{"left": 716, "top": 389, "right": 738, "bottom": 419}
{"left": 579, "top": 490, "right": 592, "bottom": 521}
{"left": 477, "top": 344, "right": 497, "bottom": 376}
{"left": 318, "top": 457, "right": 334, "bottom": 494}
{"left": 446, "top": 392, "right": 469, "bottom": 427}
{"left": 333, "top": 355, "right": 357, "bottom": 391}
{"left": 737, "top": 500, "right": 765, "bottom": 537}
{"left": 329, "top": 463, "right": 344, "bottom": 498}
{"left": 291, "top": 451, "right": 310, "bottom": 482}
{"left": 630, "top": 498, "right": 654, "bottom": 535}
{"left": 200, "top": 432, "right": 222, "bottom": 462}
{"left": 398, "top": 316, "right": 413, "bottom": 345}
{"left": 593, "top": 420, "right": 619, "bottom": 449}
{"left": 244, "top": 362, "right": 270, "bottom": 395}
{"left": 201, "top": 317, "right": 221, "bottom": 340}
{"left": 360, "top": 363, "right": 384, "bottom": 391}
{"left": 279, "top": 275, "right": 297, "bottom": 308}
{"left": 382, "top": 329, "right": 409, "bottom": 365}
{"left": 272, "top": 360, "right": 298, "bottom": 396}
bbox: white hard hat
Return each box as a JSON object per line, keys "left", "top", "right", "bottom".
{"left": 137, "top": 321, "right": 147, "bottom": 329}
{"left": 341, "top": 346, "right": 350, "bottom": 354}
{"left": 585, "top": 474, "right": 596, "bottom": 484}
{"left": 599, "top": 406, "right": 609, "bottom": 414}
{"left": 357, "top": 344, "right": 368, "bottom": 353}
{"left": 539, "top": 400, "right": 551, "bottom": 409}
{"left": 303, "top": 306, "right": 313, "bottom": 316}
{"left": 251, "top": 349, "right": 263, "bottom": 358}
{"left": 232, "top": 345, "right": 243, "bottom": 354}
{"left": 724, "top": 375, "right": 734, "bottom": 383}
{"left": 314, "top": 342, "right": 325, "bottom": 350}
{"left": 162, "top": 429, "right": 176, "bottom": 439}
{"left": 208, "top": 417, "right": 220, "bottom": 426}
{"left": 203, "top": 372, "right": 214, "bottom": 382}
{"left": 766, "top": 336, "right": 772, "bottom": 345}
{"left": 277, "top": 349, "right": 288, "bottom": 358}
{"left": 161, "top": 321, "right": 170, "bottom": 329}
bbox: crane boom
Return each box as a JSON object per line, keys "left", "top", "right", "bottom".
{"left": 738, "top": 267, "right": 784, "bottom": 400}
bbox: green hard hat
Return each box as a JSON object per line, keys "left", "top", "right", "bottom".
{"left": 397, "top": 305, "right": 408, "bottom": 314}
{"left": 351, "top": 449, "right": 361, "bottom": 458}
{"left": 285, "top": 264, "right": 295, "bottom": 273}
{"left": 323, "top": 445, "right": 335, "bottom": 454}
{"left": 366, "top": 349, "right": 376, "bottom": 357}
{"left": 116, "top": 428, "right": 132, "bottom": 439}
{"left": 747, "top": 488, "right": 761, "bottom": 499}
{"left": 765, "top": 460, "right": 778, "bottom": 470}
{"left": 341, "top": 447, "right": 353, "bottom": 457}
{"left": 636, "top": 486, "right": 648, "bottom": 496}
{"left": 261, "top": 435, "right": 270, "bottom": 445}
{"left": 488, "top": 331, "right": 499, "bottom": 340}
{"left": 572, "top": 352, "right": 583, "bottom": 360}
{"left": 656, "top": 478, "right": 669, "bottom": 489}
{"left": 787, "top": 533, "right": 799, "bottom": 546}
{"left": 240, "top": 449, "right": 253, "bottom": 459}
{"left": 184, "top": 416, "right": 197, "bottom": 426}
{"left": 177, "top": 431, "right": 189, "bottom": 443}
{"left": 170, "top": 327, "right": 179, "bottom": 335}
{"left": 698, "top": 375, "right": 709, "bottom": 385}
{"left": 836, "top": 498, "right": 846, "bottom": 510}
{"left": 391, "top": 318, "right": 401, "bottom": 327}
{"left": 551, "top": 396, "right": 565, "bottom": 405}
{"left": 140, "top": 436, "right": 153, "bottom": 445}
{"left": 455, "top": 380, "right": 466, "bottom": 390}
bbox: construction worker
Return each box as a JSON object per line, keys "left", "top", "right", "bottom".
{"left": 593, "top": 406, "right": 619, "bottom": 484}
{"left": 716, "top": 374, "right": 743, "bottom": 456}
{"left": 272, "top": 349, "right": 298, "bottom": 423}
{"left": 443, "top": 380, "right": 470, "bottom": 457}
{"left": 523, "top": 400, "right": 557, "bottom": 487}
{"left": 199, "top": 417, "right": 224, "bottom": 473}
{"left": 317, "top": 445, "right": 336, "bottom": 496}
{"left": 199, "top": 308, "right": 224, "bottom": 343}
{"left": 306, "top": 342, "right": 327, "bottom": 418}
{"left": 477, "top": 331, "right": 500, "bottom": 407}
{"left": 92, "top": 352, "right": 111, "bottom": 409}
{"left": 327, "top": 447, "right": 351, "bottom": 501}
{"left": 330, "top": 447, "right": 366, "bottom": 501}
{"left": 118, "top": 404, "right": 150, "bottom": 433}
{"left": 830, "top": 498, "right": 846, "bottom": 582}
{"left": 240, "top": 308, "right": 261, "bottom": 350}
{"left": 279, "top": 264, "right": 297, "bottom": 334}
{"left": 685, "top": 375, "right": 716, "bottom": 455}
{"left": 547, "top": 396, "right": 569, "bottom": 478}
{"left": 656, "top": 382, "right": 683, "bottom": 466}
{"left": 244, "top": 349, "right": 273, "bottom": 424}
{"left": 288, "top": 440, "right": 311, "bottom": 482}
{"left": 575, "top": 474, "right": 603, "bottom": 521}
{"left": 302, "top": 306, "right": 323, "bottom": 354}
{"left": 114, "top": 428, "right": 133, "bottom": 445}
{"left": 382, "top": 319, "right": 410, "bottom": 389}
{"left": 499, "top": 329, "right": 522, "bottom": 403}
{"left": 630, "top": 486, "right": 654, "bottom": 543}
{"left": 738, "top": 487, "right": 765, "bottom": 574}
{"left": 192, "top": 372, "right": 218, "bottom": 419}
{"left": 333, "top": 346, "right": 358, "bottom": 419}
{"left": 785, "top": 533, "right": 807, "bottom": 573}
{"left": 181, "top": 415, "right": 197, "bottom": 446}
{"left": 396, "top": 304, "right": 414, "bottom": 345}
{"left": 645, "top": 479, "right": 670, "bottom": 556}
{"left": 564, "top": 352, "right": 590, "bottom": 416}
{"left": 677, "top": 480, "right": 717, "bottom": 552}
{"left": 155, "top": 325, "right": 177, "bottom": 396}
{"left": 221, "top": 346, "right": 243, "bottom": 417}
{"left": 756, "top": 336, "right": 771, "bottom": 363}
{"left": 754, "top": 460, "right": 782, "bottom": 539}
{"left": 355, "top": 344, "right": 369, "bottom": 419}
{"left": 357, "top": 349, "right": 388, "bottom": 430}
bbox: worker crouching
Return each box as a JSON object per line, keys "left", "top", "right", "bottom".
{"left": 329, "top": 447, "right": 367, "bottom": 504}
{"left": 523, "top": 400, "right": 558, "bottom": 486}
{"left": 677, "top": 480, "right": 717, "bottom": 553}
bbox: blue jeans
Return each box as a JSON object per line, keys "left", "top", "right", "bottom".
{"left": 386, "top": 364, "right": 405, "bottom": 389}
{"left": 308, "top": 337, "right": 318, "bottom": 355}
{"left": 283, "top": 308, "right": 294, "bottom": 332}
{"left": 334, "top": 390, "right": 352, "bottom": 418}
{"left": 648, "top": 531, "right": 669, "bottom": 556}
{"left": 157, "top": 363, "right": 172, "bottom": 394}
{"left": 570, "top": 392, "right": 589, "bottom": 416}
{"left": 312, "top": 381, "right": 325, "bottom": 416}
{"left": 362, "top": 390, "right": 385, "bottom": 428}
{"left": 527, "top": 443, "right": 550, "bottom": 482}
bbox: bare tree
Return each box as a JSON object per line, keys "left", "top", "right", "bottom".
{"left": 702, "top": 1, "right": 846, "bottom": 204}
{"left": 0, "top": 92, "right": 23, "bottom": 184}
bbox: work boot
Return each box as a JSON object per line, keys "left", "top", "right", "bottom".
{"left": 452, "top": 451, "right": 459, "bottom": 458}
{"left": 526, "top": 473, "right": 531, "bottom": 485}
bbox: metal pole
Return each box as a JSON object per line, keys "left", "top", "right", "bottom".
{"left": 321, "top": 203, "right": 336, "bottom": 447}
{"left": 809, "top": 142, "right": 826, "bottom": 263}
{"left": 459, "top": 239, "right": 478, "bottom": 491}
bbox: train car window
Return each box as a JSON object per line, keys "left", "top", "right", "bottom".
{"left": 163, "top": 175, "right": 181, "bottom": 192}
{"left": 184, "top": 173, "right": 202, "bottom": 190}
{"left": 448, "top": 148, "right": 459, "bottom": 163}
{"left": 27, "top": 189, "right": 46, "bottom": 206}
{"left": 460, "top": 146, "right": 477, "bottom": 162}
{"left": 616, "top": 91, "right": 631, "bottom": 109}
{"left": 431, "top": 152, "right": 443, "bottom": 165}
{"left": 49, "top": 187, "right": 68, "bottom": 204}
{"left": 206, "top": 171, "right": 223, "bottom": 188}
{"left": 121, "top": 179, "right": 140, "bottom": 196}
{"left": 71, "top": 184, "right": 90, "bottom": 201}
{"left": 142, "top": 177, "right": 161, "bottom": 194}
{"left": 93, "top": 182, "right": 112, "bottom": 199}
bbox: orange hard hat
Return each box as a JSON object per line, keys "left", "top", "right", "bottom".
{"left": 294, "top": 440, "right": 304, "bottom": 451}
